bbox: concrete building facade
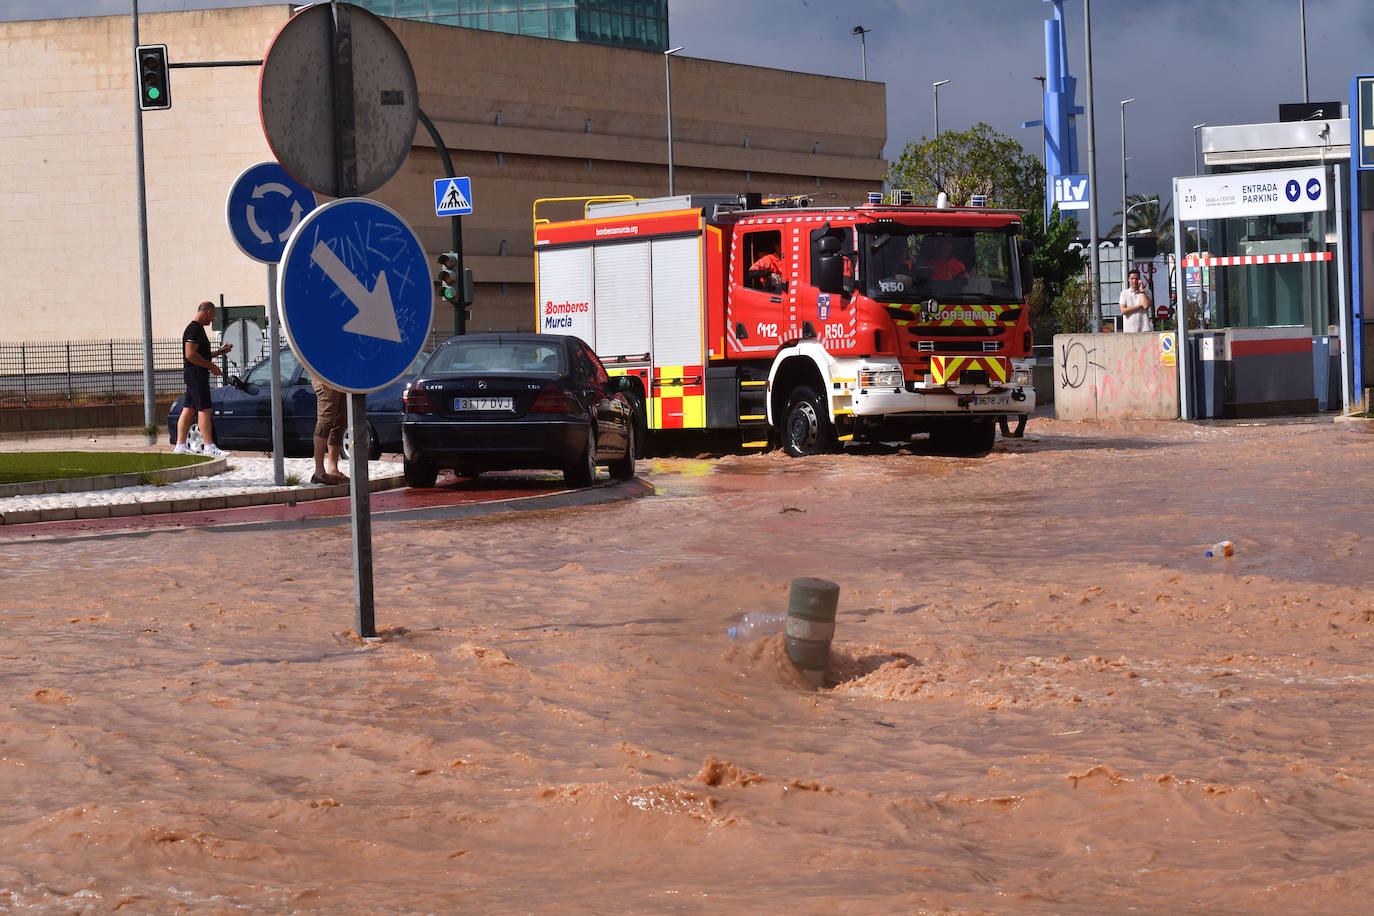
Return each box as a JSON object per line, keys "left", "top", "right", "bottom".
{"left": 0, "top": 4, "right": 886, "bottom": 344}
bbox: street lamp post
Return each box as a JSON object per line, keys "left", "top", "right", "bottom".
{"left": 1192, "top": 122, "right": 1207, "bottom": 258}
{"left": 1300, "top": 0, "right": 1309, "bottom": 102}
{"left": 932, "top": 79, "right": 950, "bottom": 138}
{"left": 664, "top": 46, "right": 683, "bottom": 195}
{"left": 852, "top": 26, "right": 869, "bottom": 81}
{"left": 1120, "top": 97, "right": 1136, "bottom": 302}
{"left": 1034, "top": 75, "right": 1048, "bottom": 231}
{"left": 1083, "top": 0, "right": 1102, "bottom": 332}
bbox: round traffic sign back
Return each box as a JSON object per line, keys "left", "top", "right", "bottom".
{"left": 259, "top": 3, "right": 418, "bottom": 197}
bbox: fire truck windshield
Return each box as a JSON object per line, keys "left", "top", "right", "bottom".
{"left": 861, "top": 228, "right": 1023, "bottom": 304}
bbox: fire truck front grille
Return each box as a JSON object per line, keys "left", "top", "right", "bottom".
{"left": 911, "top": 340, "right": 1004, "bottom": 354}
{"left": 884, "top": 306, "right": 1023, "bottom": 326}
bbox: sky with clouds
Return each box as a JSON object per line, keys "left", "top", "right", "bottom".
{"left": 9, "top": 0, "right": 1374, "bottom": 232}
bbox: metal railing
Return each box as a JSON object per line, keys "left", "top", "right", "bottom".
{"left": 1, "top": 329, "right": 463, "bottom": 410}
{"left": 0, "top": 339, "right": 186, "bottom": 409}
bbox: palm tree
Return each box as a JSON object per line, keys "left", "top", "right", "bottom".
{"left": 1108, "top": 192, "right": 1176, "bottom": 254}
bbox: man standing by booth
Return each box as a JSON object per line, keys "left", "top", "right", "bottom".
{"left": 1120, "top": 269, "right": 1153, "bottom": 332}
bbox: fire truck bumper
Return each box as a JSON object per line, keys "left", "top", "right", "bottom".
{"left": 849, "top": 378, "right": 1036, "bottom": 418}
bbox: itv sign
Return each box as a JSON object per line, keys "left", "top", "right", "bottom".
{"left": 1052, "top": 174, "right": 1090, "bottom": 211}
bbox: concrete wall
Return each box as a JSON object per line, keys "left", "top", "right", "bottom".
{"left": 1053, "top": 332, "right": 1181, "bottom": 420}
{"left": 1, "top": 8, "right": 887, "bottom": 342}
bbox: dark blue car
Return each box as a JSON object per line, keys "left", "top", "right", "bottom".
{"left": 166, "top": 347, "right": 428, "bottom": 459}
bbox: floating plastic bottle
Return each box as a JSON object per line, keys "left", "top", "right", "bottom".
{"left": 1205, "top": 540, "right": 1235, "bottom": 557}
{"left": 727, "top": 610, "right": 787, "bottom": 641}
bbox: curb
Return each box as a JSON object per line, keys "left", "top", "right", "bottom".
{"left": 0, "top": 455, "right": 227, "bottom": 499}
{"left": 0, "top": 476, "right": 652, "bottom": 543}
{"left": 0, "top": 471, "right": 405, "bottom": 526}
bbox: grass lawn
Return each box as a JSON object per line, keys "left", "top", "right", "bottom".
{"left": 0, "top": 451, "right": 207, "bottom": 485}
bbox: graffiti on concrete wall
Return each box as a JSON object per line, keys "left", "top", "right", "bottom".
{"left": 1059, "top": 339, "right": 1101, "bottom": 390}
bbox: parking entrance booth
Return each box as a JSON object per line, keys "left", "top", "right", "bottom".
{"left": 1174, "top": 131, "right": 1351, "bottom": 417}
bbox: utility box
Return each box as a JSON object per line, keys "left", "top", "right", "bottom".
{"left": 1191, "top": 330, "right": 1228, "bottom": 419}
{"left": 1313, "top": 334, "right": 1340, "bottom": 411}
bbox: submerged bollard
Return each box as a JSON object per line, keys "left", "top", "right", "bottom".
{"left": 784, "top": 577, "right": 839, "bottom": 687}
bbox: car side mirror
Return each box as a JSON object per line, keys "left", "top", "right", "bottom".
{"left": 228, "top": 374, "right": 248, "bottom": 391}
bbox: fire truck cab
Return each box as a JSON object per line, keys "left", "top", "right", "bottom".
{"left": 533, "top": 193, "right": 1036, "bottom": 457}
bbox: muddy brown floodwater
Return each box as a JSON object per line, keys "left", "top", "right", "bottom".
{"left": 3, "top": 417, "right": 1374, "bottom": 914}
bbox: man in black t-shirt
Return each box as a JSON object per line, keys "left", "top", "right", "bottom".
{"left": 173, "top": 301, "right": 233, "bottom": 457}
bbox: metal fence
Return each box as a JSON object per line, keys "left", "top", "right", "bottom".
{"left": 1, "top": 329, "right": 467, "bottom": 410}
{"left": 0, "top": 339, "right": 187, "bottom": 409}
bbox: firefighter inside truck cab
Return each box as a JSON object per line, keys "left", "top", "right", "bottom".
{"left": 746, "top": 238, "right": 787, "bottom": 293}
{"left": 921, "top": 236, "right": 969, "bottom": 283}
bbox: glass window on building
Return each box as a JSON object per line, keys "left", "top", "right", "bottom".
{"left": 519, "top": 9, "right": 549, "bottom": 38}
{"left": 549, "top": 8, "right": 575, "bottom": 39}
{"left": 359, "top": 0, "right": 667, "bottom": 51}
{"left": 354, "top": 1, "right": 395, "bottom": 16}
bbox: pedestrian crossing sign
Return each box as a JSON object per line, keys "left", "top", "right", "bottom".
{"left": 434, "top": 177, "right": 473, "bottom": 216}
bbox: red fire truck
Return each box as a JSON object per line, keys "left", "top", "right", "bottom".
{"left": 532, "top": 193, "right": 1036, "bottom": 456}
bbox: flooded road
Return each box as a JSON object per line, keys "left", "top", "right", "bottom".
{"left": 3, "top": 417, "right": 1373, "bottom": 913}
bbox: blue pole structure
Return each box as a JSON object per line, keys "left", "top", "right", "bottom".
{"left": 1349, "top": 76, "right": 1370, "bottom": 409}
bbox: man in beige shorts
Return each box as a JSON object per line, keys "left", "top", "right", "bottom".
{"left": 312, "top": 379, "right": 348, "bottom": 485}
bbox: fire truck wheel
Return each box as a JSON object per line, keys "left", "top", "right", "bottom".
{"left": 781, "top": 385, "right": 835, "bottom": 457}
{"left": 564, "top": 426, "right": 597, "bottom": 487}
{"left": 608, "top": 424, "right": 636, "bottom": 480}
{"left": 403, "top": 454, "right": 438, "bottom": 488}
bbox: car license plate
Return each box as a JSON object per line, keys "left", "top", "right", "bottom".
{"left": 457, "top": 397, "right": 513, "bottom": 411}
{"left": 971, "top": 394, "right": 1012, "bottom": 407}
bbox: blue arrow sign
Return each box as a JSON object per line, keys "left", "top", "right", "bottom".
{"left": 434, "top": 176, "right": 473, "bottom": 216}
{"left": 277, "top": 198, "right": 433, "bottom": 393}
{"left": 226, "top": 161, "right": 316, "bottom": 263}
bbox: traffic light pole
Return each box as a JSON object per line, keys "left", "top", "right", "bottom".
{"left": 131, "top": 0, "right": 157, "bottom": 440}
{"left": 419, "top": 107, "right": 465, "bottom": 336}
{"left": 131, "top": 0, "right": 263, "bottom": 440}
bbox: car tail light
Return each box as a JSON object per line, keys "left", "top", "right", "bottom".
{"left": 530, "top": 382, "right": 578, "bottom": 413}
{"left": 404, "top": 381, "right": 436, "bottom": 414}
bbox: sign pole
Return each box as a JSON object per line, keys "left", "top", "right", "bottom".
{"left": 267, "top": 262, "right": 285, "bottom": 485}
{"left": 348, "top": 394, "right": 375, "bottom": 637}
{"left": 225, "top": 161, "right": 314, "bottom": 483}
{"left": 1173, "top": 178, "right": 1191, "bottom": 419}
{"left": 263, "top": 1, "right": 423, "bottom": 640}
{"left": 324, "top": 1, "right": 379, "bottom": 638}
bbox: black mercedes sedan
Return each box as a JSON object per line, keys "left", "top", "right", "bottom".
{"left": 401, "top": 333, "right": 639, "bottom": 487}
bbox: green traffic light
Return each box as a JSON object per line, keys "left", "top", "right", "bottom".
{"left": 146, "top": 87, "right": 161, "bottom": 100}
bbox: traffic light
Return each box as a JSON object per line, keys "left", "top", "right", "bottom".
{"left": 436, "top": 251, "right": 461, "bottom": 303}
{"left": 137, "top": 44, "right": 171, "bottom": 111}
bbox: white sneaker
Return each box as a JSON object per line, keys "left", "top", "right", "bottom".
{"left": 203, "top": 444, "right": 230, "bottom": 458}
{"left": 173, "top": 443, "right": 193, "bottom": 455}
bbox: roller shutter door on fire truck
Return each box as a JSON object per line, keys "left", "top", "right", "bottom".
{"left": 649, "top": 236, "right": 705, "bottom": 429}
{"left": 537, "top": 247, "right": 595, "bottom": 347}
{"left": 593, "top": 242, "right": 651, "bottom": 358}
